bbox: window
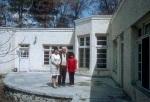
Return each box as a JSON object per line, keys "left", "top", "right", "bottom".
{"left": 145, "top": 23, "right": 150, "bottom": 34}
{"left": 79, "top": 37, "right": 90, "bottom": 68}
{"left": 20, "top": 50, "right": 29, "bottom": 58}
{"left": 137, "top": 24, "right": 150, "bottom": 91}
{"left": 96, "top": 36, "right": 107, "bottom": 69}
{"left": 97, "top": 49, "right": 107, "bottom": 68}
{"left": 138, "top": 43, "right": 142, "bottom": 82}
{"left": 113, "top": 40, "right": 117, "bottom": 71}
{"left": 97, "top": 36, "right": 107, "bottom": 45}
{"left": 19, "top": 44, "right": 30, "bottom": 58}
{"left": 43, "top": 45, "right": 74, "bottom": 65}
{"left": 43, "top": 46, "right": 50, "bottom": 65}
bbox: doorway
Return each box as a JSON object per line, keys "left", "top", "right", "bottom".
{"left": 19, "top": 45, "right": 30, "bottom": 72}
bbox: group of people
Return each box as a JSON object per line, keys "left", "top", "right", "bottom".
{"left": 50, "top": 47, "right": 77, "bottom": 88}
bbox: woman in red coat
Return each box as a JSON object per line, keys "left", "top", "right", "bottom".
{"left": 66, "top": 53, "right": 77, "bottom": 87}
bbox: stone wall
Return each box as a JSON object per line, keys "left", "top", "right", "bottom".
{"left": 4, "top": 86, "right": 71, "bottom": 102}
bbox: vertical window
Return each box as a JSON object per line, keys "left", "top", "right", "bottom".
{"left": 138, "top": 28, "right": 142, "bottom": 37}
{"left": 43, "top": 46, "right": 50, "bottom": 65}
{"left": 97, "top": 49, "right": 107, "bottom": 68}
{"left": 96, "top": 36, "right": 107, "bottom": 68}
{"left": 79, "top": 37, "right": 90, "bottom": 68}
{"left": 138, "top": 43, "right": 142, "bottom": 82}
{"left": 113, "top": 40, "right": 117, "bottom": 70}
{"left": 145, "top": 23, "right": 150, "bottom": 34}
{"left": 137, "top": 24, "right": 150, "bottom": 91}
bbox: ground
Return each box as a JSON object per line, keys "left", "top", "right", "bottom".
{"left": 0, "top": 75, "right": 14, "bottom": 102}
{"left": 3, "top": 72, "right": 130, "bottom": 102}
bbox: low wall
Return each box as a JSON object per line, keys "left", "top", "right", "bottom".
{"left": 4, "top": 86, "right": 71, "bottom": 102}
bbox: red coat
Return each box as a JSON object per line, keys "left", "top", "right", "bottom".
{"left": 66, "top": 58, "right": 77, "bottom": 72}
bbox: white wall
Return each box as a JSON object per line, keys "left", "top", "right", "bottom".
{"left": 75, "top": 15, "right": 111, "bottom": 76}
{"left": 14, "top": 28, "right": 74, "bottom": 71}
{"left": 110, "top": 0, "right": 150, "bottom": 101}
{"left": 0, "top": 28, "right": 15, "bottom": 74}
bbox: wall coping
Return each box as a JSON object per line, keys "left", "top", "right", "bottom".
{"left": 74, "top": 15, "right": 112, "bottom": 24}
{"left": 0, "top": 27, "right": 74, "bottom": 32}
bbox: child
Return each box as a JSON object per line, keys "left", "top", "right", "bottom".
{"left": 66, "top": 53, "right": 77, "bottom": 87}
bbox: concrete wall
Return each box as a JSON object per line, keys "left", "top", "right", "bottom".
{"left": 111, "top": 0, "right": 150, "bottom": 101}
{"left": 75, "top": 15, "right": 111, "bottom": 77}
{"left": 14, "top": 28, "right": 74, "bottom": 71}
{"left": 0, "top": 28, "right": 15, "bottom": 74}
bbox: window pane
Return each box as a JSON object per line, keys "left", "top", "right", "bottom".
{"left": 79, "top": 48, "right": 84, "bottom": 67}
{"left": 97, "top": 49, "right": 106, "bottom": 53}
{"left": 44, "top": 55, "right": 49, "bottom": 57}
{"left": 138, "top": 44, "right": 141, "bottom": 52}
{"left": 138, "top": 73, "right": 141, "bottom": 81}
{"left": 44, "top": 51, "right": 49, "bottom": 54}
{"left": 44, "top": 58, "right": 49, "bottom": 61}
{"left": 86, "top": 37, "right": 90, "bottom": 46}
{"left": 86, "top": 63, "right": 89, "bottom": 68}
{"left": 80, "top": 38, "right": 84, "bottom": 46}
{"left": 44, "top": 62, "right": 49, "bottom": 65}
{"left": 97, "top": 59, "right": 106, "bottom": 63}
{"left": 138, "top": 54, "right": 141, "bottom": 62}
{"left": 97, "top": 64, "right": 106, "bottom": 68}
{"left": 97, "top": 54, "right": 106, "bottom": 58}
{"left": 138, "top": 28, "right": 142, "bottom": 37}
{"left": 97, "top": 41, "right": 107, "bottom": 45}
{"left": 145, "top": 23, "right": 150, "bottom": 34}
{"left": 80, "top": 63, "right": 83, "bottom": 67}
{"left": 138, "top": 63, "right": 141, "bottom": 71}
{"left": 44, "top": 46, "right": 49, "bottom": 49}
{"left": 52, "top": 46, "right": 57, "bottom": 49}
{"left": 67, "top": 46, "right": 73, "bottom": 50}
{"left": 97, "top": 36, "right": 106, "bottom": 40}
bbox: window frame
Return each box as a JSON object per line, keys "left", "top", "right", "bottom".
{"left": 78, "top": 36, "right": 90, "bottom": 68}
{"left": 43, "top": 45, "right": 74, "bottom": 66}
{"left": 19, "top": 44, "right": 30, "bottom": 58}
{"left": 96, "top": 36, "right": 107, "bottom": 69}
{"left": 136, "top": 23, "right": 150, "bottom": 92}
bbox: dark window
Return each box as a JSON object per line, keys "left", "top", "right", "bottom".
{"left": 145, "top": 23, "right": 150, "bottom": 34}
{"left": 97, "top": 49, "right": 107, "bottom": 68}
{"left": 97, "top": 36, "right": 107, "bottom": 45}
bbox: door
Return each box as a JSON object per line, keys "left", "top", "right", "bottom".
{"left": 19, "top": 49, "right": 29, "bottom": 72}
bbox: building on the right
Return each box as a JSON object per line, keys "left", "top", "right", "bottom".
{"left": 110, "top": 0, "right": 150, "bottom": 101}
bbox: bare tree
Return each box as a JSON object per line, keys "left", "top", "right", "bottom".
{"left": 0, "top": 0, "right": 7, "bottom": 26}
{"left": 0, "top": 0, "right": 33, "bottom": 65}
{"left": 91, "top": 0, "right": 121, "bottom": 15}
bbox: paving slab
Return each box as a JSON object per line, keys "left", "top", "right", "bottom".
{"left": 3, "top": 72, "right": 130, "bottom": 102}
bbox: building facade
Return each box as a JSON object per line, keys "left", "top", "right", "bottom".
{"left": 0, "top": 0, "right": 150, "bottom": 101}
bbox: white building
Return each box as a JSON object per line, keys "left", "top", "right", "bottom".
{"left": 0, "top": 0, "right": 150, "bottom": 101}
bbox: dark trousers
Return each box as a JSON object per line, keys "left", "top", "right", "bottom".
{"left": 58, "top": 66, "right": 66, "bottom": 85}
{"left": 69, "top": 72, "right": 75, "bottom": 85}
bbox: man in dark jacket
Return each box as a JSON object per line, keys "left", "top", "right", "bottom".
{"left": 58, "top": 47, "right": 68, "bottom": 87}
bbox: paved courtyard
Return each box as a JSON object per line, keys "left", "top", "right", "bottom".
{"left": 3, "top": 72, "right": 130, "bottom": 102}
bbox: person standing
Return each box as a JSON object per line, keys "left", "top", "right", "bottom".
{"left": 67, "top": 53, "right": 77, "bottom": 87}
{"left": 51, "top": 48, "right": 61, "bottom": 88}
{"left": 58, "top": 47, "right": 68, "bottom": 87}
